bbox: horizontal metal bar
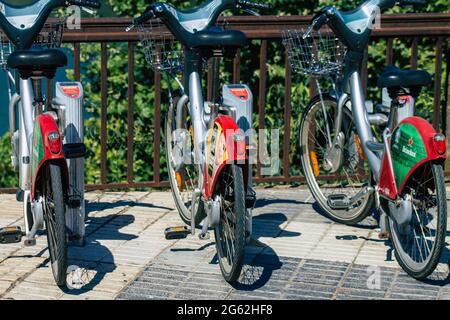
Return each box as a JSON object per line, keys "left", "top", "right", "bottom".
{"left": 8, "top": 14, "right": 445, "bottom": 43}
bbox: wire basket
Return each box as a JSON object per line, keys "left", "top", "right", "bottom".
{"left": 0, "top": 33, "right": 13, "bottom": 69}
{"left": 282, "top": 28, "right": 346, "bottom": 77}
{"left": 137, "top": 19, "right": 183, "bottom": 74}
{"left": 36, "top": 20, "right": 65, "bottom": 49}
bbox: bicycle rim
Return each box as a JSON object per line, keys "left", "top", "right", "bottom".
{"left": 214, "top": 165, "right": 246, "bottom": 283}
{"left": 300, "top": 96, "right": 373, "bottom": 223}
{"left": 165, "top": 98, "right": 204, "bottom": 225}
{"left": 388, "top": 163, "right": 447, "bottom": 278}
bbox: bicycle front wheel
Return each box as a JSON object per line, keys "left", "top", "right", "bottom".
{"left": 43, "top": 163, "right": 68, "bottom": 288}
{"left": 299, "top": 95, "right": 374, "bottom": 225}
{"left": 387, "top": 163, "right": 447, "bottom": 279}
{"left": 165, "top": 97, "right": 205, "bottom": 226}
{"left": 214, "top": 165, "right": 246, "bottom": 283}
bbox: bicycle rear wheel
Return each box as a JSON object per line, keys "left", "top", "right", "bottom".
{"left": 165, "top": 97, "right": 205, "bottom": 226}
{"left": 299, "top": 95, "right": 374, "bottom": 225}
{"left": 387, "top": 162, "right": 447, "bottom": 279}
{"left": 43, "top": 163, "right": 67, "bottom": 287}
{"left": 214, "top": 165, "right": 246, "bottom": 283}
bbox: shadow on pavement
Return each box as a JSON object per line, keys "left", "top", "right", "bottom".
{"left": 232, "top": 213, "right": 301, "bottom": 291}
{"left": 255, "top": 198, "right": 311, "bottom": 209}
{"left": 62, "top": 210, "right": 138, "bottom": 295}
{"left": 86, "top": 200, "right": 172, "bottom": 212}
{"left": 312, "top": 202, "right": 378, "bottom": 229}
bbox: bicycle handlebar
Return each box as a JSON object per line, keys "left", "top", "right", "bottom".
{"left": 400, "top": 0, "right": 427, "bottom": 6}
{"left": 127, "top": 0, "right": 271, "bottom": 32}
{"left": 66, "top": 0, "right": 101, "bottom": 9}
{"left": 236, "top": 0, "right": 271, "bottom": 10}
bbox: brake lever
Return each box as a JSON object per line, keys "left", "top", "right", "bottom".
{"left": 80, "top": 7, "right": 96, "bottom": 15}
{"left": 242, "top": 8, "right": 260, "bottom": 16}
{"left": 302, "top": 24, "right": 314, "bottom": 39}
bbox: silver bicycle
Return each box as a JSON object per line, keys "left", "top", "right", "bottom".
{"left": 284, "top": 0, "right": 447, "bottom": 279}
{"left": 0, "top": 0, "right": 100, "bottom": 287}
{"left": 129, "top": 0, "right": 269, "bottom": 283}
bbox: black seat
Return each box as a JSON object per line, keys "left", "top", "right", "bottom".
{"left": 190, "top": 28, "right": 248, "bottom": 49}
{"left": 377, "top": 65, "right": 432, "bottom": 89}
{"left": 153, "top": 2, "right": 248, "bottom": 50}
{"left": 7, "top": 49, "right": 67, "bottom": 79}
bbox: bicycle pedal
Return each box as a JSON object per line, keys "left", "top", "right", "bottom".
{"left": 164, "top": 226, "right": 191, "bottom": 240}
{"left": 0, "top": 226, "right": 24, "bottom": 244}
{"left": 327, "top": 194, "right": 350, "bottom": 209}
{"left": 67, "top": 195, "right": 82, "bottom": 209}
{"left": 23, "top": 238, "right": 36, "bottom": 247}
{"left": 245, "top": 192, "right": 257, "bottom": 209}
{"left": 199, "top": 232, "right": 210, "bottom": 240}
{"left": 378, "top": 231, "right": 390, "bottom": 240}
{"left": 16, "top": 188, "right": 24, "bottom": 202}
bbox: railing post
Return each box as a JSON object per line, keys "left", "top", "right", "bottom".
{"left": 386, "top": 38, "right": 394, "bottom": 65}
{"left": 233, "top": 49, "right": 241, "bottom": 84}
{"left": 257, "top": 40, "right": 268, "bottom": 179}
{"left": 283, "top": 49, "right": 292, "bottom": 179}
{"left": 410, "top": 37, "right": 418, "bottom": 70}
{"left": 100, "top": 42, "right": 108, "bottom": 186}
{"left": 127, "top": 42, "right": 135, "bottom": 185}
{"left": 445, "top": 44, "right": 450, "bottom": 172}
{"left": 74, "top": 42, "right": 81, "bottom": 81}
{"left": 153, "top": 49, "right": 162, "bottom": 186}
{"left": 433, "top": 37, "right": 443, "bottom": 131}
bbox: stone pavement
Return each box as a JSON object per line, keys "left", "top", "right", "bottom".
{"left": 0, "top": 187, "right": 449, "bottom": 300}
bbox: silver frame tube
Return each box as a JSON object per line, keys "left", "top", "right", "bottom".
{"left": 348, "top": 71, "right": 381, "bottom": 178}
{"left": 18, "top": 79, "right": 35, "bottom": 191}
{"left": 8, "top": 93, "right": 20, "bottom": 138}
{"left": 188, "top": 72, "right": 207, "bottom": 173}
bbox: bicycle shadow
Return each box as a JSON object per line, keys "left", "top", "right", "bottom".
{"left": 322, "top": 199, "right": 450, "bottom": 285}
{"left": 312, "top": 202, "right": 378, "bottom": 229}
{"left": 86, "top": 200, "right": 172, "bottom": 212}
{"left": 231, "top": 213, "right": 301, "bottom": 291}
{"left": 61, "top": 207, "right": 138, "bottom": 295}
{"left": 255, "top": 198, "right": 312, "bottom": 208}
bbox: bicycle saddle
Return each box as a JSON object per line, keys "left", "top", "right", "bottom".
{"left": 7, "top": 48, "right": 67, "bottom": 79}
{"left": 377, "top": 65, "right": 432, "bottom": 89}
{"left": 190, "top": 27, "right": 248, "bottom": 49}
{"left": 152, "top": 1, "right": 248, "bottom": 49}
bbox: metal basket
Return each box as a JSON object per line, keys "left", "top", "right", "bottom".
{"left": 0, "top": 33, "right": 13, "bottom": 69}
{"left": 36, "top": 20, "right": 65, "bottom": 49}
{"left": 282, "top": 28, "right": 346, "bottom": 77}
{"left": 137, "top": 19, "right": 183, "bottom": 74}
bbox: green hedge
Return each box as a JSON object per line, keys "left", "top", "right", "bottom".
{"left": 0, "top": 0, "right": 447, "bottom": 188}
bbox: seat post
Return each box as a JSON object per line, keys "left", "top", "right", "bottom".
{"left": 31, "top": 77, "right": 44, "bottom": 105}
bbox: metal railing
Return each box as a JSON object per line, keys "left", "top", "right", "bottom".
{"left": 1, "top": 14, "right": 449, "bottom": 192}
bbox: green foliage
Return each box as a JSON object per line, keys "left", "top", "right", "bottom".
{"left": 0, "top": 133, "right": 17, "bottom": 188}
{"left": 0, "top": 0, "right": 448, "bottom": 187}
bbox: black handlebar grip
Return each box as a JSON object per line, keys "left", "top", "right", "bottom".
{"left": 68, "top": 0, "right": 101, "bottom": 9}
{"left": 312, "top": 14, "right": 328, "bottom": 31}
{"left": 400, "top": 0, "right": 427, "bottom": 5}
{"left": 133, "top": 10, "right": 155, "bottom": 25}
{"left": 237, "top": 0, "right": 271, "bottom": 10}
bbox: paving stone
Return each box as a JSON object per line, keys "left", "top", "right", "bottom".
{"left": 0, "top": 189, "right": 449, "bottom": 300}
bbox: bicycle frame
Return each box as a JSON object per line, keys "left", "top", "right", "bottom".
{"left": 327, "top": 55, "right": 445, "bottom": 202}
{"left": 167, "top": 58, "right": 249, "bottom": 200}
{"left": 3, "top": 68, "right": 68, "bottom": 241}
